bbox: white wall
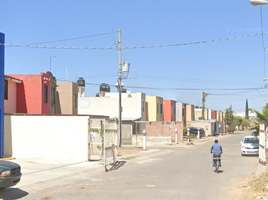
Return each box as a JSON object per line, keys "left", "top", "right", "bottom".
{"left": 4, "top": 115, "right": 90, "bottom": 162}
{"left": 78, "top": 93, "right": 146, "bottom": 121}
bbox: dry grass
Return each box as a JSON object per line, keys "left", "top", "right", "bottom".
{"left": 249, "top": 171, "right": 268, "bottom": 197}
{"left": 230, "top": 171, "right": 268, "bottom": 200}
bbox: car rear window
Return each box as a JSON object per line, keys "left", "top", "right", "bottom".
{"left": 244, "top": 138, "right": 259, "bottom": 144}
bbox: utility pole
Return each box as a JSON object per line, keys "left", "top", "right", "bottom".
{"left": 202, "top": 92, "right": 210, "bottom": 119}
{"left": 118, "top": 29, "right": 122, "bottom": 147}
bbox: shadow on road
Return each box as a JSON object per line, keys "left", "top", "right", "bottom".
{"left": 0, "top": 188, "right": 28, "bottom": 200}
{"left": 105, "top": 161, "right": 126, "bottom": 172}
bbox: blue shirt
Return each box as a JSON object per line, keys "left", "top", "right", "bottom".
{"left": 211, "top": 143, "right": 222, "bottom": 156}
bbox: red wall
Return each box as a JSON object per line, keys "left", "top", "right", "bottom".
{"left": 163, "top": 100, "right": 175, "bottom": 122}
{"left": 8, "top": 73, "right": 51, "bottom": 114}
{"left": 41, "top": 72, "right": 51, "bottom": 114}
{"left": 211, "top": 110, "right": 217, "bottom": 120}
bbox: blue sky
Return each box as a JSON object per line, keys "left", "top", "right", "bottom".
{"left": 1, "top": 0, "right": 268, "bottom": 113}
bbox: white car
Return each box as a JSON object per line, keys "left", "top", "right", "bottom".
{"left": 240, "top": 136, "right": 259, "bottom": 156}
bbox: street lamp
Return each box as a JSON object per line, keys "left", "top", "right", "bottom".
{"left": 50, "top": 55, "right": 56, "bottom": 72}
{"left": 250, "top": 0, "right": 268, "bottom": 6}
{"left": 250, "top": 0, "right": 268, "bottom": 80}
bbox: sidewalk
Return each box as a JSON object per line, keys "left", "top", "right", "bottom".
{"left": 2, "top": 138, "right": 204, "bottom": 190}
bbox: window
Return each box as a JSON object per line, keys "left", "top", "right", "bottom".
{"left": 74, "top": 93, "right": 77, "bottom": 108}
{"left": 4, "top": 80, "right": 8, "bottom": 100}
{"left": 160, "top": 104, "right": 163, "bottom": 114}
{"left": 142, "top": 101, "right": 145, "bottom": 112}
{"left": 44, "top": 85, "right": 48, "bottom": 103}
{"left": 51, "top": 86, "right": 55, "bottom": 105}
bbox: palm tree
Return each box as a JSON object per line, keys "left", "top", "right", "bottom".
{"left": 252, "top": 106, "right": 268, "bottom": 136}
{"left": 255, "top": 106, "right": 268, "bottom": 121}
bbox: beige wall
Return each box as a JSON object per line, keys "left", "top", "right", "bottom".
{"left": 4, "top": 115, "right": 90, "bottom": 162}
{"left": 186, "top": 121, "right": 216, "bottom": 136}
{"left": 186, "top": 104, "right": 194, "bottom": 122}
{"left": 195, "top": 108, "right": 202, "bottom": 120}
{"left": 4, "top": 81, "right": 17, "bottom": 113}
{"left": 56, "top": 82, "right": 78, "bottom": 114}
{"left": 195, "top": 108, "right": 209, "bottom": 120}
{"left": 146, "top": 96, "right": 163, "bottom": 121}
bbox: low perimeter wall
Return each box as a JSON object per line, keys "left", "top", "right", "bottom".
{"left": 145, "top": 121, "right": 182, "bottom": 142}
{"left": 132, "top": 135, "right": 172, "bottom": 146}
{"left": 4, "top": 115, "right": 90, "bottom": 162}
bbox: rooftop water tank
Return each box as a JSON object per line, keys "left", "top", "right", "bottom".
{"left": 77, "top": 77, "right": 85, "bottom": 87}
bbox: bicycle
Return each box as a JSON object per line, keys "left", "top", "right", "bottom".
{"left": 213, "top": 156, "right": 221, "bottom": 173}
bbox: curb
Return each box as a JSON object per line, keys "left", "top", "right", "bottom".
{"left": 0, "top": 157, "right": 16, "bottom": 161}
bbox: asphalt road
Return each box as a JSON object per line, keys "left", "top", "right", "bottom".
{"left": 0, "top": 131, "right": 259, "bottom": 200}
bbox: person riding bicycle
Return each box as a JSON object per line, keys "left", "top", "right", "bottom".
{"left": 211, "top": 139, "right": 223, "bottom": 167}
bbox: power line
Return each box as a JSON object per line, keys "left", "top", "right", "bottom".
{"left": 25, "top": 31, "right": 118, "bottom": 45}
{"left": 1, "top": 32, "right": 267, "bottom": 50}
{"left": 84, "top": 82, "right": 264, "bottom": 91}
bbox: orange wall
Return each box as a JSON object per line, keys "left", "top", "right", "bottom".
{"left": 163, "top": 100, "right": 175, "bottom": 122}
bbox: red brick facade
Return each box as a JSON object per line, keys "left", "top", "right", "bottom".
{"left": 145, "top": 121, "right": 182, "bottom": 142}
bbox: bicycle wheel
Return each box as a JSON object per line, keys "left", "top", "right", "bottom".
{"left": 214, "top": 160, "right": 219, "bottom": 173}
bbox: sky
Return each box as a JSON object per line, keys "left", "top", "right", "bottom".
{"left": 1, "top": 0, "right": 268, "bottom": 114}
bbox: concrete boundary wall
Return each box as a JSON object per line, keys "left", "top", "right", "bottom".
{"left": 4, "top": 115, "right": 90, "bottom": 162}
{"left": 186, "top": 121, "right": 216, "bottom": 136}
{"left": 145, "top": 121, "right": 182, "bottom": 142}
{"left": 132, "top": 135, "right": 171, "bottom": 146}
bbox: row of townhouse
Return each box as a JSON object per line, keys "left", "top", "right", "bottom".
{"left": 5, "top": 72, "right": 77, "bottom": 115}
{"left": 4, "top": 72, "right": 225, "bottom": 145}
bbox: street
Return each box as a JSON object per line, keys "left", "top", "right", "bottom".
{"left": 0, "top": 131, "right": 260, "bottom": 200}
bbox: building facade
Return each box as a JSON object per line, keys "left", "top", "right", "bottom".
{"left": 78, "top": 92, "right": 146, "bottom": 143}
{"left": 56, "top": 82, "right": 78, "bottom": 114}
{"left": 146, "top": 96, "right": 163, "bottom": 121}
{"left": 7, "top": 72, "right": 57, "bottom": 114}
{"left": 186, "top": 104, "right": 195, "bottom": 122}
{"left": 163, "top": 100, "right": 176, "bottom": 122}
{"left": 4, "top": 76, "right": 22, "bottom": 113}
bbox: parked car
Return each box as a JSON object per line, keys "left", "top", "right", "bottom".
{"left": 0, "top": 160, "right": 22, "bottom": 190}
{"left": 240, "top": 136, "right": 259, "bottom": 156}
{"left": 185, "top": 127, "right": 205, "bottom": 137}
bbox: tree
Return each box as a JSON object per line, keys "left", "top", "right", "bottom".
{"left": 251, "top": 105, "right": 268, "bottom": 136}
{"left": 225, "top": 105, "right": 235, "bottom": 133}
{"left": 254, "top": 105, "right": 268, "bottom": 122}
{"left": 245, "top": 99, "right": 249, "bottom": 120}
{"left": 241, "top": 118, "right": 251, "bottom": 128}
{"left": 233, "top": 116, "right": 243, "bottom": 127}
{"left": 225, "top": 105, "right": 234, "bottom": 127}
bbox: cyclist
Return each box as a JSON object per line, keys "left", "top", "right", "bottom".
{"left": 210, "top": 139, "right": 223, "bottom": 167}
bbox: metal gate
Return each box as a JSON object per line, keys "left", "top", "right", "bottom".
{"left": 89, "top": 119, "right": 103, "bottom": 160}
{"left": 103, "top": 119, "right": 118, "bottom": 171}
{"left": 89, "top": 118, "right": 118, "bottom": 170}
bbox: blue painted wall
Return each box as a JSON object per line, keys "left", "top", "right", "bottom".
{"left": 0, "top": 33, "right": 4, "bottom": 157}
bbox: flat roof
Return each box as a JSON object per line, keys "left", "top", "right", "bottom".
{"left": 4, "top": 75, "right": 22, "bottom": 84}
